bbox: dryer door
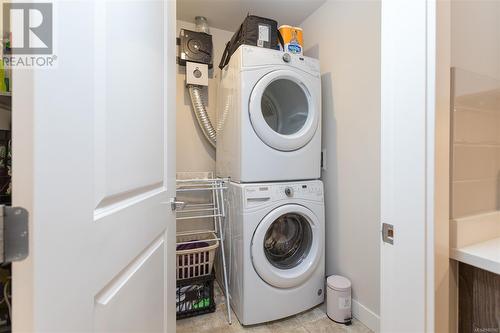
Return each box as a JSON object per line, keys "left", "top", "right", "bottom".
{"left": 251, "top": 204, "right": 322, "bottom": 289}
{"left": 249, "top": 70, "right": 319, "bottom": 151}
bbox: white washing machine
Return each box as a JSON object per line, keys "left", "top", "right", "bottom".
{"left": 223, "top": 180, "right": 325, "bottom": 325}
{"left": 216, "top": 45, "right": 321, "bottom": 183}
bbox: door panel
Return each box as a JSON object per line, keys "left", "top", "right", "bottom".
{"left": 93, "top": 191, "right": 168, "bottom": 299}
{"left": 12, "top": 1, "right": 177, "bottom": 332}
{"left": 94, "top": 237, "right": 165, "bottom": 333}
{"left": 100, "top": 1, "right": 165, "bottom": 199}
{"left": 380, "top": 0, "right": 432, "bottom": 331}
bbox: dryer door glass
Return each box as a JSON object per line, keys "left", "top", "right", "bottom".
{"left": 263, "top": 213, "right": 312, "bottom": 269}
{"left": 249, "top": 70, "right": 319, "bottom": 152}
{"left": 261, "top": 79, "right": 309, "bottom": 135}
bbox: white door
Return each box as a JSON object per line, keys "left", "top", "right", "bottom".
{"left": 249, "top": 70, "right": 319, "bottom": 151}
{"left": 380, "top": 0, "right": 436, "bottom": 332}
{"left": 11, "top": 1, "right": 177, "bottom": 332}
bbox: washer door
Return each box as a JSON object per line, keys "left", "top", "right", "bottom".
{"left": 251, "top": 204, "right": 322, "bottom": 289}
{"left": 249, "top": 70, "right": 318, "bottom": 151}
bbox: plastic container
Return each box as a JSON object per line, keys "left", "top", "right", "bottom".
{"left": 278, "top": 25, "right": 303, "bottom": 55}
{"left": 176, "top": 231, "right": 219, "bottom": 280}
{"left": 176, "top": 271, "right": 216, "bottom": 319}
{"left": 326, "top": 275, "right": 352, "bottom": 324}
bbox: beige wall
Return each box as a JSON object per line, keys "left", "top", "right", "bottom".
{"left": 301, "top": 0, "right": 381, "bottom": 321}
{"left": 451, "top": 0, "right": 500, "bottom": 80}
{"left": 450, "top": 0, "right": 500, "bottom": 218}
{"left": 448, "top": 3, "right": 500, "bottom": 331}
{"left": 176, "top": 20, "right": 233, "bottom": 173}
{"left": 451, "top": 69, "right": 500, "bottom": 219}
{"left": 435, "top": 2, "right": 453, "bottom": 332}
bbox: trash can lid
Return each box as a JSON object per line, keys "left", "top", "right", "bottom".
{"left": 327, "top": 275, "right": 351, "bottom": 291}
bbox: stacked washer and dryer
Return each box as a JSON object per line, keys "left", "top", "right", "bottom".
{"left": 216, "top": 45, "right": 325, "bottom": 325}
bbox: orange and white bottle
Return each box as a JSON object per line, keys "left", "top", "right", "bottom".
{"left": 279, "top": 25, "right": 303, "bottom": 55}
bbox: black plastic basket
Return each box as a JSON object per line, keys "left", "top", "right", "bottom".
{"left": 176, "top": 271, "right": 216, "bottom": 319}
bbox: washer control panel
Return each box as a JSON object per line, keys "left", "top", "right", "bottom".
{"left": 244, "top": 181, "right": 323, "bottom": 208}
{"left": 276, "top": 183, "right": 323, "bottom": 199}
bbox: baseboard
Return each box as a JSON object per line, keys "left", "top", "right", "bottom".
{"left": 352, "top": 299, "right": 380, "bottom": 332}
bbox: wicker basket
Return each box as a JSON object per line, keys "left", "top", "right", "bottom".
{"left": 176, "top": 231, "right": 219, "bottom": 280}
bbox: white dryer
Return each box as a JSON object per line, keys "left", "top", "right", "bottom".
{"left": 223, "top": 180, "right": 325, "bottom": 325}
{"left": 216, "top": 45, "right": 321, "bottom": 182}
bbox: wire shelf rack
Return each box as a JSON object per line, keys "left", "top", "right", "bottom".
{"left": 175, "top": 172, "right": 232, "bottom": 324}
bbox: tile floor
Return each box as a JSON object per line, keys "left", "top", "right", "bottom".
{"left": 176, "top": 283, "right": 372, "bottom": 333}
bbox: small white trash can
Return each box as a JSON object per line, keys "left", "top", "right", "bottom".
{"left": 326, "top": 275, "right": 352, "bottom": 324}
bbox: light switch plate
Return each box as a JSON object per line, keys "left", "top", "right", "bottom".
{"left": 186, "top": 62, "right": 208, "bottom": 86}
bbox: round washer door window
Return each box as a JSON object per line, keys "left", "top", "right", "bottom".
{"left": 264, "top": 212, "right": 312, "bottom": 269}
{"left": 249, "top": 70, "right": 319, "bottom": 151}
{"left": 251, "top": 204, "right": 322, "bottom": 289}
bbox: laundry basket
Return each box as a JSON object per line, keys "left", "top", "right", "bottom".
{"left": 176, "top": 231, "right": 219, "bottom": 280}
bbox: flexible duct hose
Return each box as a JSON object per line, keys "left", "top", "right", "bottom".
{"left": 188, "top": 85, "right": 216, "bottom": 148}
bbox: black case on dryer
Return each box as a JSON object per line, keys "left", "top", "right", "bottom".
{"left": 218, "top": 15, "right": 284, "bottom": 69}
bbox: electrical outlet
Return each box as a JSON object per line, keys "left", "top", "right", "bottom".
{"left": 186, "top": 62, "right": 208, "bottom": 86}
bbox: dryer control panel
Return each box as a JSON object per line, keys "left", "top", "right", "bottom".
{"left": 244, "top": 181, "right": 323, "bottom": 208}
{"left": 241, "top": 45, "right": 320, "bottom": 76}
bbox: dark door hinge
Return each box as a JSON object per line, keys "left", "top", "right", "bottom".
{"left": 0, "top": 205, "right": 29, "bottom": 263}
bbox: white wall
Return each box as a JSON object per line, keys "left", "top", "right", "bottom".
{"left": 451, "top": 0, "right": 500, "bottom": 80}
{"left": 301, "top": 0, "right": 381, "bottom": 326}
{"left": 176, "top": 20, "right": 233, "bottom": 173}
